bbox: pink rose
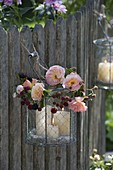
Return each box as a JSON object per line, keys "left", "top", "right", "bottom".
{"left": 23, "top": 80, "right": 32, "bottom": 88}
{"left": 32, "top": 78, "right": 37, "bottom": 85}
{"left": 16, "top": 85, "right": 24, "bottom": 94}
{"left": 62, "top": 72, "right": 83, "bottom": 91}
{"left": 68, "top": 97, "right": 87, "bottom": 112}
{"left": 23, "top": 79, "right": 37, "bottom": 88}
{"left": 31, "top": 83, "right": 44, "bottom": 101}
{"left": 45, "top": 65, "right": 65, "bottom": 86}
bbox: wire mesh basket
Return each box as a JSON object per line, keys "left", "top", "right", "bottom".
{"left": 26, "top": 88, "right": 76, "bottom": 146}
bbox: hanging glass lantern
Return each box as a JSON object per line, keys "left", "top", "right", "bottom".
{"left": 93, "top": 37, "right": 113, "bottom": 89}
{"left": 26, "top": 88, "right": 76, "bottom": 146}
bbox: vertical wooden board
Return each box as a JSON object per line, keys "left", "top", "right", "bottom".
{"left": 20, "top": 26, "right": 33, "bottom": 170}
{"left": 33, "top": 147, "right": 45, "bottom": 170}
{"left": 88, "top": 1, "right": 96, "bottom": 157}
{"left": 56, "top": 17, "right": 66, "bottom": 66}
{"left": 44, "top": 18, "right": 67, "bottom": 170}
{"left": 76, "top": 112, "right": 82, "bottom": 170}
{"left": 92, "top": 0, "right": 100, "bottom": 152}
{"left": 0, "top": 26, "right": 9, "bottom": 170}
{"left": 75, "top": 11, "right": 84, "bottom": 170}
{"left": 66, "top": 15, "right": 77, "bottom": 68}
{"left": 44, "top": 19, "right": 57, "bottom": 170}
{"left": 32, "top": 24, "right": 46, "bottom": 77}
{"left": 66, "top": 15, "right": 77, "bottom": 170}
{"left": 66, "top": 143, "right": 76, "bottom": 170}
{"left": 45, "top": 146, "right": 67, "bottom": 170}
{"left": 75, "top": 11, "right": 84, "bottom": 77}
{"left": 32, "top": 24, "right": 45, "bottom": 170}
{"left": 88, "top": 0, "right": 105, "bottom": 158}
{"left": 80, "top": 6, "right": 90, "bottom": 170}
{"left": 93, "top": 0, "right": 106, "bottom": 155}
{"left": 44, "top": 20, "right": 56, "bottom": 67}
{"left": 8, "top": 26, "right": 21, "bottom": 170}
{"left": 99, "top": 90, "right": 105, "bottom": 154}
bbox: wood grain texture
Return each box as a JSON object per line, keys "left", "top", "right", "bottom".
{"left": 56, "top": 17, "right": 66, "bottom": 66}
{"left": 0, "top": 26, "right": 9, "bottom": 170}
{"left": 32, "top": 24, "right": 45, "bottom": 170}
{"left": 44, "top": 19, "right": 56, "bottom": 67}
{"left": 66, "top": 15, "right": 77, "bottom": 68}
{"left": 20, "top": 26, "right": 34, "bottom": 170}
{"left": 8, "top": 26, "right": 21, "bottom": 170}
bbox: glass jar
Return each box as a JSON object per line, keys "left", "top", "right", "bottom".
{"left": 93, "top": 37, "right": 113, "bottom": 89}
{"left": 26, "top": 88, "right": 76, "bottom": 146}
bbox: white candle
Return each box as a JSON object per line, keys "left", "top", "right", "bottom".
{"left": 98, "top": 61, "right": 113, "bottom": 82}
{"left": 36, "top": 106, "right": 70, "bottom": 137}
{"left": 47, "top": 124, "right": 59, "bottom": 139}
{"left": 36, "top": 106, "right": 59, "bottom": 139}
{"left": 54, "top": 110, "right": 70, "bottom": 136}
{"left": 36, "top": 107, "right": 45, "bottom": 137}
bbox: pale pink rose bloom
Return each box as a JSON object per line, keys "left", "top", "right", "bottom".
{"left": 62, "top": 72, "right": 83, "bottom": 91}
{"left": 16, "top": 85, "right": 24, "bottom": 94}
{"left": 32, "top": 78, "right": 37, "bottom": 85}
{"left": 23, "top": 80, "right": 32, "bottom": 88}
{"left": 45, "top": 65, "right": 65, "bottom": 86}
{"left": 68, "top": 97, "right": 87, "bottom": 112}
{"left": 31, "top": 83, "right": 44, "bottom": 101}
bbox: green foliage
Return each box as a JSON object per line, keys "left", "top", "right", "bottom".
{"left": 63, "top": 0, "right": 86, "bottom": 15}
{"left": 105, "top": 90, "right": 113, "bottom": 151}
{"left": 104, "top": 0, "right": 113, "bottom": 17}
{"left": 0, "top": 0, "right": 67, "bottom": 30}
{"left": 0, "top": 0, "right": 87, "bottom": 30}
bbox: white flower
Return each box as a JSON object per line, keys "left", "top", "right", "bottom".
{"left": 16, "top": 85, "right": 24, "bottom": 94}
{"left": 94, "top": 154, "right": 101, "bottom": 161}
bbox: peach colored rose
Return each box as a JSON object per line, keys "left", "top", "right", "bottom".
{"left": 16, "top": 85, "right": 24, "bottom": 94}
{"left": 31, "top": 83, "right": 44, "bottom": 101}
{"left": 45, "top": 65, "right": 65, "bottom": 86}
{"left": 68, "top": 97, "right": 87, "bottom": 112}
{"left": 62, "top": 72, "right": 83, "bottom": 91}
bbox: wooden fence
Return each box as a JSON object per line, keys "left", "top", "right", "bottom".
{"left": 0, "top": 0, "right": 105, "bottom": 169}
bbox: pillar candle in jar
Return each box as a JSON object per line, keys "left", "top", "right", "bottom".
{"left": 47, "top": 124, "right": 59, "bottom": 139}
{"left": 54, "top": 110, "right": 70, "bottom": 136}
{"left": 36, "top": 108, "right": 45, "bottom": 137}
{"left": 36, "top": 106, "right": 59, "bottom": 138}
{"left": 98, "top": 61, "right": 113, "bottom": 82}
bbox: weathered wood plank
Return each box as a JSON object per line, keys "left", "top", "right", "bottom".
{"left": 32, "top": 24, "right": 45, "bottom": 170}
{"left": 32, "top": 24, "right": 45, "bottom": 77}
{"left": 66, "top": 14, "right": 77, "bottom": 170}
{"left": 56, "top": 17, "right": 66, "bottom": 66}
{"left": 8, "top": 26, "right": 21, "bottom": 170}
{"left": 75, "top": 11, "right": 83, "bottom": 170}
{"left": 66, "top": 15, "right": 77, "bottom": 68}
{"left": 82, "top": 6, "right": 90, "bottom": 170}
{"left": 44, "top": 20, "right": 56, "bottom": 67}
{"left": 0, "top": 26, "right": 9, "bottom": 170}
{"left": 20, "top": 26, "right": 34, "bottom": 170}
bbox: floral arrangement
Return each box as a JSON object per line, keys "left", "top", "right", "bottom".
{"left": 14, "top": 65, "right": 97, "bottom": 113}
{"left": 89, "top": 149, "right": 113, "bottom": 170}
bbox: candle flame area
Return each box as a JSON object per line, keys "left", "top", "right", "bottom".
{"left": 104, "top": 60, "right": 108, "bottom": 63}
{"left": 51, "top": 117, "right": 55, "bottom": 126}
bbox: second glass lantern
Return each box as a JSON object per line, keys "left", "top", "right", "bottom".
{"left": 93, "top": 37, "right": 113, "bottom": 89}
